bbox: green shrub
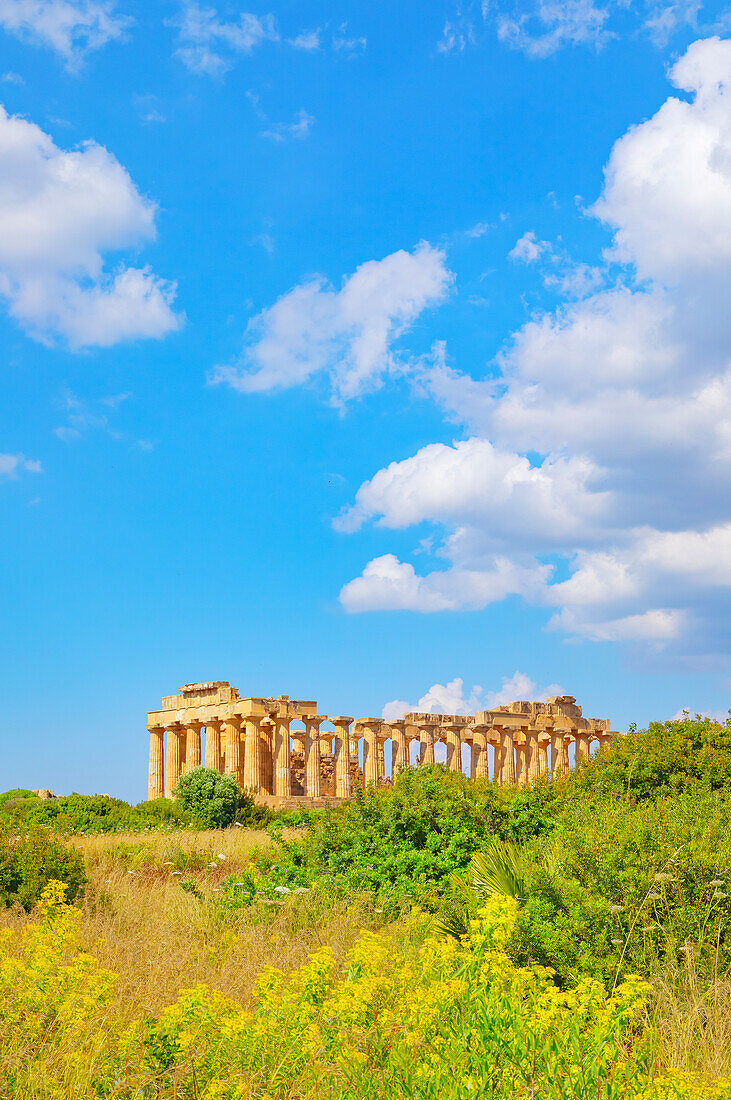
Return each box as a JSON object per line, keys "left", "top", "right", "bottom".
{"left": 173, "top": 767, "right": 240, "bottom": 829}
{"left": 235, "top": 800, "right": 273, "bottom": 828}
{"left": 574, "top": 713, "right": 731, "bottom": 801}
{"left": 0, "top": 826, "right": 86, "bottom": 910}
{"left": 509, "top": 785, "right": 731, "bottom": 987}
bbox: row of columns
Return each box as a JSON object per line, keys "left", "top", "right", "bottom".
{"left": 148, "top": 714, "right": 355, "bottom": 801}
{"left": 148, "top": 715, "right": 612, "bottom": 801}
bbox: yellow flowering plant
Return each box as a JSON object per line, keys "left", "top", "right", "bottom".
{"left": 1, "top": 882, "right": 730, "bottom": 1100}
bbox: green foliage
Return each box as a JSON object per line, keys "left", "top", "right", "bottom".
{"left": 509, "top": 785, "right": 731, "bottom": 987}
{"left": 0, "top": 826, "right": 86, "bottom": 910}
{"left": 254, "top": 766, "right": 555, "bottom": 910}
{"left": 173, "top": 766, "right": 241, "bottom": 828}
{"left": 573, "top": 712, "right": 731, "bottom": 802}
{"left": 470, "top": 836, "right": 528, "bottom": 901}
{"left": 244, "top": 716, "right": 731, "bottom": 991}
{"left": 0, "top": 788, "right": 38, "bottom": 808}
{"left": 0, "top": 789, "right": 192, "bottom": 834}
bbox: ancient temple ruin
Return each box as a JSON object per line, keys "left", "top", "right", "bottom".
{"left": 147, "top": 682, "right": 616, "bottom": 806}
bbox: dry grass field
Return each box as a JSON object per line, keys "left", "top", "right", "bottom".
{"left": 0, "top": 828, "right": 380, "bottom": 1023}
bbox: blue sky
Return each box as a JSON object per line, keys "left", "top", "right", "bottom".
{"left": 1, "top": 0, "right": 730, "bottom": 799}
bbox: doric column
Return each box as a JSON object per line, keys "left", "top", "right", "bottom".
{"left": 419, "top": 724, "right": 435, "bottom": 765}
{"left": 550, "top": 728, "right": 565, "bottom": 778}
{"left": 470, "top": 725, "right": 489, "bottom": 780}
{"left": 332, "top": 716, "right": 353, "bottom": 798}
{"left": 563, "top": 734, "right": 572, "bottom": 775}
{"left": 514, "top": 733, "right": 528, "bottom": 786}
{"left": 486, "top": 727, "right": 501, "bottom": 782}
{"left": 165, "top": 725, "right": 184, "bottom": 798}
{"left": 243, "top": 714, "right": 263, "bottom": 793}
{"left": 273, "top": 715, "right": 292, "bottom": 796}
{"left": 148, "top": 726, "right": 165, "bottom": 800}
{"left": 205, "top": 721, "right": 223, "bottom": 772}
{"left": 261, "top": 719, "right": 274, "bottom": 793}
{"left": 184, "top": 723, "right": 202, "bottom": 773}
{"left": 526, "top": 728, "right": 541, "bottom": 783}
{"left": 538, "top": 733, "right": 550, "bottom": 776}
{"left": 377, "top": 737, "right": 386, "bottom": 783}
{"left": 443, "top": 724, "right": 463, "bottom": 773}
{"left": 303, "top": 715, "right": 324, "bottom": 797}
{"left": 360, "top": 719, "right": 380, "bottom": 787}
{"left": 497, "top": 725, "right": 516, "bottom": 785}
{"left": 223, "top": 716, "right": 244, "bottom": 789}
{"left": 574, "top": 729, "right": 590, "bottom": 764}
{"left": 389, "top": 720, "right": 408, "bottom": 776}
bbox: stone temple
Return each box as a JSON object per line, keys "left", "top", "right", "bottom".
{"left": 147, "top": 682, "right": 616, "bottom": 807}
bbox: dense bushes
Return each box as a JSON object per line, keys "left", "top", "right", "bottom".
{"left": 574, "top": 713, "right": 731, "bottom": 802}
{"left": 245, "top": 716, "right": 731, "bottom": 990}
{"left": 0, "top": 792, "right": 188, "bottom": 834}
{"left": 257, "top": 766, "right": 560, "bottom": 909}
{"left": 0, "top": 827, "right": 86, "bottom": 910}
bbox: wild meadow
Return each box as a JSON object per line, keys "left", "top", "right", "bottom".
{"left": 0, "top": 713, "right": 730, "bottom": 1098}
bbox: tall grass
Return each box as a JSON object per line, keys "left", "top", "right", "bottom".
{"left": 0, "top": 828, "right": 381, "bottom": 1021}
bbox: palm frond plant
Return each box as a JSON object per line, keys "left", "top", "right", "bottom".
{"left": 436, "top": 837, "right": 534, "bottom": 940}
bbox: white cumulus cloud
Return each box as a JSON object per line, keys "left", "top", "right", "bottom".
{"left": 509, "top": 230, "right": 550, "bottom": 263}
{"left": 339, "top": 552, "right": 550, "bottom": 613}
{"left": 0, "top": 105, "right": 180, "bottom": 347}
{"left": 337, "top": 38, "right": 731, "bottom": 668}
{"left": 211, "top": 243, "right": 452, "bottom": 403}
{"left": 382, "top": 671, "right": 563, "bottom": 721}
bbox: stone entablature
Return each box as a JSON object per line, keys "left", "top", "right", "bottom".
{"left": 146, "top": 683, "right": 617, "bottom": 802}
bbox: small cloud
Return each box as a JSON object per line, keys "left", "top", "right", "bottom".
{"left": 437, "top": 8, "right": 476, "bottom": 53}
{"left": 1, "top": 71, "right": 24, "bottom": 85}
{"left": 465, "top": 221, "right": 492, "bottom": 238}
{"left": 54, "top": 426, "right": 82, "bottom": 442}
{"left": 173, "top": 4, "right": 278, "bottom": 76}
{"left": 54, "top": 391, "right": 148, "bottom": 450}
{"left": 134, "top": 95, "right": 165, "bottom": 124}
{"left": 382, "top": 671, "right": 562, "bottom": 720}
{"left": 261, "top": 108, "right": 314, "bottom": 142}
{"left": 0, "top": 452, "right": 43, "bottom": 476}
{"left": 332, "top": 22, "right": 366, "bottom": 54}
{"left": 252, "top": 232, "right": 275, "bottom": 253}
{"left": 99, "top": 391, "right": 132, "bottom": 407}
{"left": 509, "top": 230, "right": 550, "bottom": 263}
{"left": 290, "top": 28, "right": 320, "bottom": 50}
{"left": 0, "top": 0, "right": 131, "bottom": 71}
